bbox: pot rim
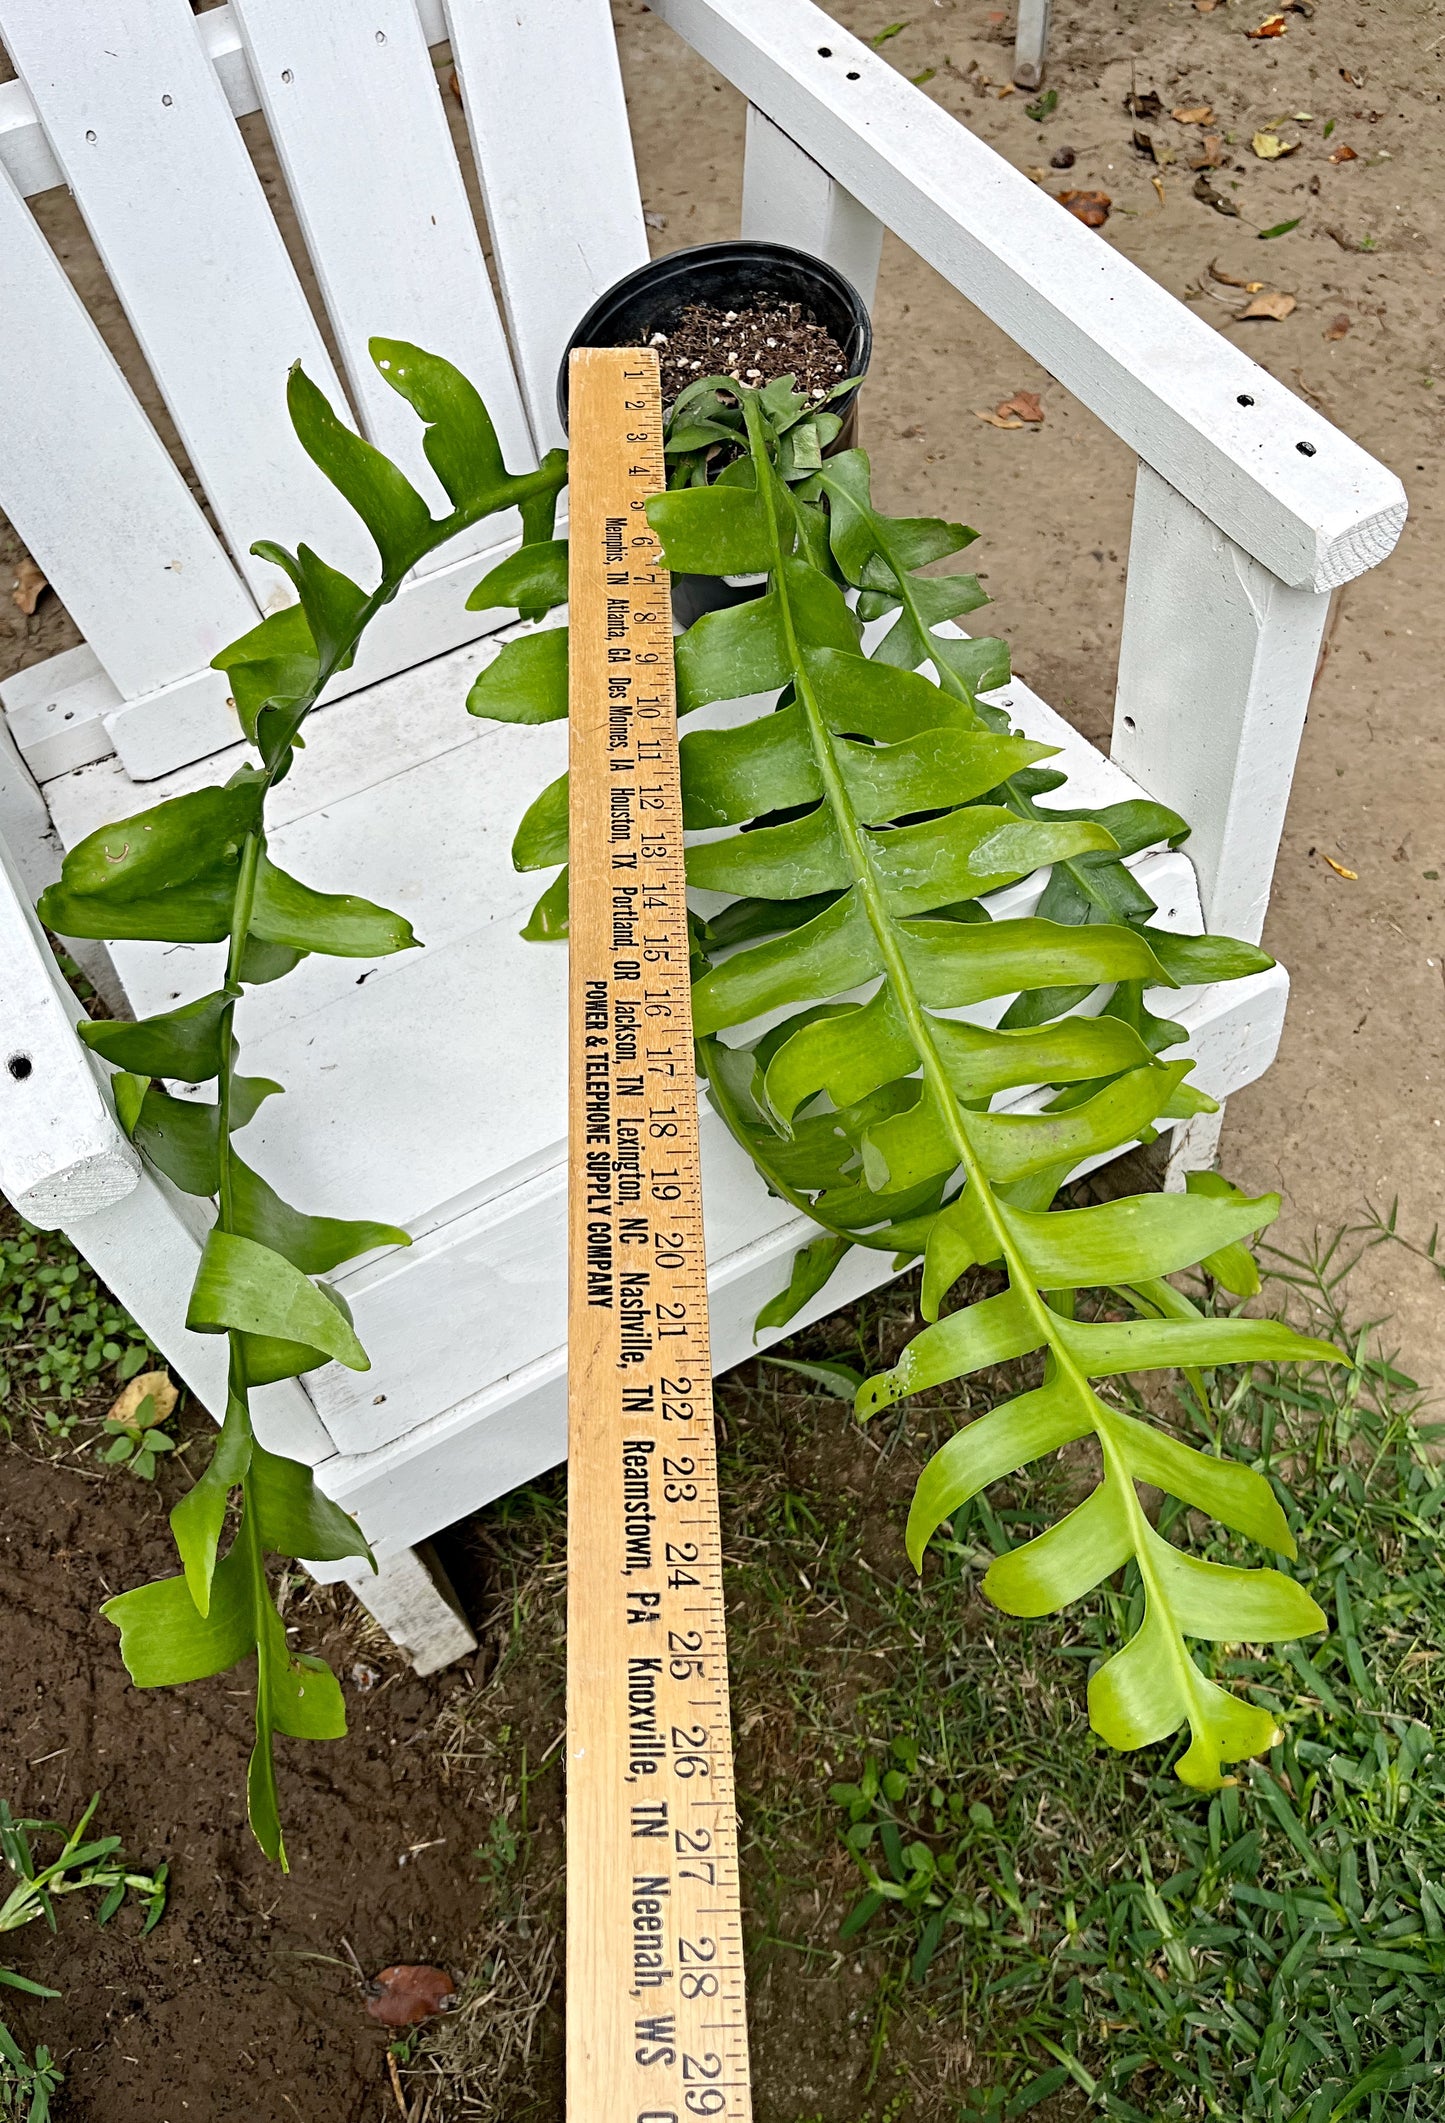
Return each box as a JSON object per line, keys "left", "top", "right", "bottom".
{"left": 556, "top": 238, "right": 873, "bottom": 435}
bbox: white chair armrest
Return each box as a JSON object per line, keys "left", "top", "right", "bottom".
{"left": 653, "top": 0, "right": 1406, "bottom": 592}
{"left": 0, "top": 840, "right": 139, "bottom": 1229}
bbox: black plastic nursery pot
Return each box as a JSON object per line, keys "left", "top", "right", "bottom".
{"left": 558, "top": 240, "right": 873, "bottom": 627}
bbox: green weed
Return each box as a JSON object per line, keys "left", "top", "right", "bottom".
{"left": 0, "top": 1796, "right": 167, "bottom": 2122}
{"left": 0, "top": 1215, "right": 151, "bottom": 1439}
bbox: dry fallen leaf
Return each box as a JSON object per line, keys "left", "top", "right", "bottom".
{"left": 446, "top": 66, "right": 461, "bottom": 100}
{"left": 1152, "top": 174, "right": 1166, "bottom": 204}
{"left": 997, "top": 390, "right": 1044, "bottom": 423}
{"left": 1125, "top": 89, "right": 1164, "bottom": 120}
{"left": 1172, "top": 105, "right": 1214, "bottom": 124}
{"left": 1195, "top": 0, "right": 1222, "bottom": 11}
{"left": 974, "top": 410, "right": 1025, "bottom": 429}
{"left": 1328, "top": 142, "right": 1358, "bottom": 164}
{"left": 365, "top": 1966, "right": 458, "bottom": 2028}
{"left": 11, "top": 559, "right": 46, "bottom": 615}
{"left": 1209, "top": 258, "right": 1261, "bottom": 289}
{"left": 1323, "top": 313, "right": 1351, "bottom": 341}
{"left": 1132, "top": 129, "right": 1174, "bottom": 165}
{"left": 1235, "top": 289, "right": 1297, "bottom": 321}
{"left": 1056, "top": 188, "right": 1111, "bottom": 227}
{"left": 106, "top": 1370, "right": 178, "bottom": 1429}
{"left": 1320, "top": 854, "right": 1358, "bottom": 880}
{"left": 1339, "top": 67, "right": 1364, "bottom": 87}
{"left": 1193, "top": 176, "right": 1241, "bottom": 217}
{"left": 1247, "top": 12, "right": 1288, "bottom": 35}
{"left": 1251, "top": 130, "right": 1300, "bottom": 160}
{"left": 1189, "top": 133, "right": 1227, "bottom": 169}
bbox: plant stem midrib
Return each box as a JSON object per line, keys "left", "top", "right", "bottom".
{"left": 829, "top": 482, "right": 1130, "bottom": 928}
{"left": 754, "top": 402, "right": 1220, "bottom": 1764}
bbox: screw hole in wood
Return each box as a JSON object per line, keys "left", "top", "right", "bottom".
{"left": 817, "top": 46, "right": 832, "bottom": 57}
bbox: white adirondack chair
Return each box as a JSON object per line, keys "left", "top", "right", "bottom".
{"left": 0, "top": 0, "right": 1405, "bottom": 1671}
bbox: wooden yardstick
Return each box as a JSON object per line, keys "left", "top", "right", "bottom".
{"left": 565, "top": 347, "right": 754, "bottom": 2123}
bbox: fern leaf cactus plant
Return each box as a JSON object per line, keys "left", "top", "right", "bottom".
{"left": 37, "top": 343, "right": 565, "bottom": 1862}
{"left": 35, "top": 344, "right": 1341, "bottom": 1851}
{"left": 469, "top": 373, "right": 1341, "bottom": 1789}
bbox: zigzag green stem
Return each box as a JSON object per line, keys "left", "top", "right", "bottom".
{"left": 815, "top": 474, "right": 1127, "bottom": 927}
{"left": 750, "top": 399, "right": 1222, "bottom": 1749}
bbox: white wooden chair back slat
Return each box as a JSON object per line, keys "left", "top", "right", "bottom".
{"left": 0, "top": 0, "right": 376, "bottom": 607}
{"left": 0, "top": 161, "right": 258, "bottom": 701}
{"left": 227, "top": 0, "right": 536, "bottom": 568}
{"left": 443, "top": 0, "right": 649, "bottom": 451}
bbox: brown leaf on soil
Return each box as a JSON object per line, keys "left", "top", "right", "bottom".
{"left": 1339, "top": 67, "right": 1364, "bottom": 87}
{"left": 1193, "top": 176, "right": 1241, "bottom": 216}
{"left": 446, "top": 67, "right": 461, "bottom": 100}
{"left": 1172, "top": 105, "right": 1214, "bottom": 124}
{"left": 1329, "top": 142, "right": 1358, "bottom": 163}
{"left": 1247, "top": 13, "right": 1288, "bottom": 35}
{"left": 106, "top": 1371, "right": 178, "bottom": 1429}
{"left": 1251, "top": 130, "right": 1300, "bottom": 159}
{"left": 1189, "top": 133, "right": 1227, "bottom": 169}
{"left": 11, "top": 559, "right": 46, "bottom": 615}
{"left": 1125, "top": 90, "right": 1164, "bottom": 119}
{"left": 1056, "top": 188, "right": 1111, "bottom": 227}
{"left": 1195, "top": 0, "right": 1222, "bottom": 11}
{"left": 365, "top": 1965, "right": 458, "bottom": 2028}
{"left": 1209, "top": 258, "right": 1260, "bottom": 288}
{"left": 997, "top": 390, "right": 1044, "bottom": 423}
{"left": 1323, "top": 313, "right": 1351, "bottom": 340}
{"left": 1235, "top": 289, "right": 1297, "bottom": 321}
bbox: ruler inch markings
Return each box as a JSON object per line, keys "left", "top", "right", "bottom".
{"left": 564, "top": 347, "right": 754, "bottom": 2123}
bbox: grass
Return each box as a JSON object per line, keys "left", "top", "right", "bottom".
{"left": 0, "top": 1797, "right": 168, "bottom": 2123}
{"left": 406, "top": 1229, "right": 1444, "bottom": 2122}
